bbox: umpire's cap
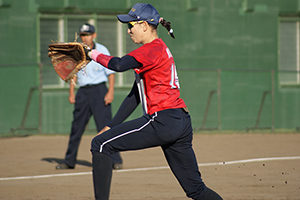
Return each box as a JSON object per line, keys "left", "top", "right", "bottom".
{"left": 79, "top": 23, "right": 95, "bottom": 35}
{"left": 117, "top": 3, "right": 160, "bottom": 26}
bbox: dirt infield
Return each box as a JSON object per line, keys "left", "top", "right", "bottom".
{"left": 0, "top": 133, "right": 300, "bottom": 200}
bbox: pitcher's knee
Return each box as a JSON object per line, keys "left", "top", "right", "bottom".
{"left": 90, "top": 135, "right": 115, "bottom": 156}
{"left": 91, "top": 135, "right": 104, "bottom": 153}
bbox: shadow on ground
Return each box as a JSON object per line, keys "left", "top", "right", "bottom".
{"left": 41, "top": 157, "right": 92, "bottom": 167}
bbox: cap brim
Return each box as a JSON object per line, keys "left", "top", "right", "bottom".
{"left": 117, "top": 14, "right": 137, "bottom": 23}
{"left": 79, "top": 31, "right": 93, "bottom": 35}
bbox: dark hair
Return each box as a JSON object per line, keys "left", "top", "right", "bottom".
{"left": 149, "top": 18, "right": 175, "bottom": 39}
{"left": 160, "top": 19, "right": 175, "bottom": 39}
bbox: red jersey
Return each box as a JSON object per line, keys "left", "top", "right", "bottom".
{"left": 128, "top": 38, "right": 186, "bottom": 115}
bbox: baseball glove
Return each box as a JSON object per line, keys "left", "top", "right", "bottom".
{"left": 48, "top": 42, "right": 91, "bottom": 83}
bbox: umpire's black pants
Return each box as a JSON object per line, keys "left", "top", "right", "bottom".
{"left": 64, "top": 82, "right": 122, "bottom": 168}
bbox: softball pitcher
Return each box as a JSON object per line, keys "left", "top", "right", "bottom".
{"left": 88, "top": 3, "right": 223, "bottom": 200}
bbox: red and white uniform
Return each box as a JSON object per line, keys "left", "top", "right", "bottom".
{"left": 128, "top": 38, "right": 186, "bottom": 115}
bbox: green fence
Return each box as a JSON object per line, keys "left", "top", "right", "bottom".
{"left": 1, "top": 65, "right": 299, "bottom": 136}
{"left": 181, "top": 69, "right": 273, "bottom": 131}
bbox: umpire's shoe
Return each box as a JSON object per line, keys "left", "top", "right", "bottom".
{"left": 56, "top": 163, "right": 74, "bottom": 169}
{"left": 113, "top": 163, "right": 123, "bottom": 170}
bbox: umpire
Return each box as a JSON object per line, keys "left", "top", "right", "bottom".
{"left": 56, "top": 23, "right": 123, "bottom": 170}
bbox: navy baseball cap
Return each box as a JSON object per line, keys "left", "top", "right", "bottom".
{"left": 79, "top": 23, "right": 95, "bottom": 35}
{"left": 117, "top": 3, "right": 160, "bottom": 26}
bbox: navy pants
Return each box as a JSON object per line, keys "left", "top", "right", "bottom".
{"left": 91, "top": 108, "right": 207, "bottom": 200}
{"left": 64, "top": 83, "right": 122, "bottom": 168}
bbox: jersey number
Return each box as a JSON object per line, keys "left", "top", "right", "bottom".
{"left": 170, "top": 64, "right": 180, "bottom": 89}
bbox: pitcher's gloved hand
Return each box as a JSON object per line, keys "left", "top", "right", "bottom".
{"left": 48, "top": 42, "right": 91, "bottom": 82}
{"left": 83, "top": 46, "right": 92, "bottom": 61}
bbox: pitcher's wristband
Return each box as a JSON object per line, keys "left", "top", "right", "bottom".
{"left": 91, "top": 50, "right": 113, "bottom": 68}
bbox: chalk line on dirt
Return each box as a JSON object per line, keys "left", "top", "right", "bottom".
{"left": 1, "top": 156, "right": 300, "bottom": 181}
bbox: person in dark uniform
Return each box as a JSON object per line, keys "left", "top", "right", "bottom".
{"left": 56, "top": 23, "right": 122, "bottom": 170}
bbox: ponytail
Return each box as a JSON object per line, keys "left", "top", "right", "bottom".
{"left": 159, "top": 18, "right": 175, "bottom": 39}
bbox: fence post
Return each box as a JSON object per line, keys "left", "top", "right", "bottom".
{"left": 200, "top": 90, "right": 217, "bottom": 130}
